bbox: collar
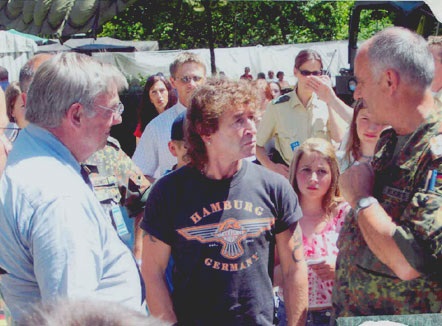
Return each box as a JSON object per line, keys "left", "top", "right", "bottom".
{"left": 15, "top": 123, "right": 83, "bottom": 176}
{"left": 291, "top": 85, "right": 319, "bottom": 109}
{"left": 373, "top": 110, "right": 442, "bottom": 172}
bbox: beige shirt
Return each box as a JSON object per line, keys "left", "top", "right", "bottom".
{"left": 257, "top": 88, "right": 331, "bottom": 165}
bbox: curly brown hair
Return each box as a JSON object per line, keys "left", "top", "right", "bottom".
{"left": 185, "top": 78, "right": 260, "bottom": 171}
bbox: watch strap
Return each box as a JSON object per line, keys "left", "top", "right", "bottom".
{"left": 354, "top": 196, "right": 378, "bottom": 218}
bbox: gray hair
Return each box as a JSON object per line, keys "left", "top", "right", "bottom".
{"left": 366, "top": 27, "right": 434, "bottom": 90}
{"left": 26, "top": 52, "right": 128, "bottom": 128}
{"left": 169, "top": 52, "right": 206, "bottom": 78}
{"left": 19, "top": 53, "right": 55, "bottom": 93}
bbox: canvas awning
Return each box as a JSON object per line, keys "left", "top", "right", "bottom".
{"left": 0, "top": 0, "right": 138, "bottom": 37}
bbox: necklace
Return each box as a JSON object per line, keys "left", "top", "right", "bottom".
{"left": 361, "top": 154, "right": 373, "bottom": 160}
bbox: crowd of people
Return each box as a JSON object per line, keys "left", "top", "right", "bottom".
{"left": 0, "top": 26, "right": 440, "bottom": 326}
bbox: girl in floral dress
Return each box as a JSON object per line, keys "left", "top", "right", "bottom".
{"left": 276, "top": 138, "right": 350, "bottom": 326}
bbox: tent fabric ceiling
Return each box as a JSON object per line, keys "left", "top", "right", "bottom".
{"left": 0, "top": 0, "right": 138, "bottom": 37}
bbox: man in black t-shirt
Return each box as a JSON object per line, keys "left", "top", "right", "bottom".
{"left": 141, "top": 78, "right": 308, "bottom": 326}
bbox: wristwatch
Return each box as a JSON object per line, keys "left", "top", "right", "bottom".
{"left": 354, "top": 196, "right": 378, "bottom": 218}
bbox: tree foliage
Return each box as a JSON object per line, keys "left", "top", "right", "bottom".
{"left": 98, "top": 0, "right": 401, "bottom": 50}
{"left": 99, "top": 0, "right": 359, "bottom": 49}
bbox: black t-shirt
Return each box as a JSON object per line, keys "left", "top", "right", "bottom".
{"left": 141, "top": 160, "right": 302, "bottom": 325}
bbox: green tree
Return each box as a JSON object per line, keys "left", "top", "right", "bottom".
{"left": 99, "top": 0, "right": 356, "bottom": 49}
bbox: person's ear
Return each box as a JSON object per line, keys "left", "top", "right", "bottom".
{"left": 21, "top": 92, "right": 27, "bottom": 107}
{"left": 66, "top": 103, "right": 83, "bottom": 127}
{"left": 384, "top": 69, "right": 399, "bottom": 94}
{"left": 170, "top": 76, "right": 177, "bottom": 89}
{"left": 201, "top": 135, "right": 212, "bottom": 146}
{"left": 168, "top": 140, "right": 177, "bottom": 157}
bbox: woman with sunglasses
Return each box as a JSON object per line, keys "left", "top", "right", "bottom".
{"left": 256, "top": 49, "right": 349, "bottom": 178}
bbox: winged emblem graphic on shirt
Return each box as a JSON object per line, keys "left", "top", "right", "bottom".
{"left": 177, "top": 218, "right": 275, "bottom": 259}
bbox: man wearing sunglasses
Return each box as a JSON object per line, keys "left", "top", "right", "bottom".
{"left": 132, "top": 52, "right": 206, "bottom": 182}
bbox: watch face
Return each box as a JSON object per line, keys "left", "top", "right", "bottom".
{"left": 359, "top": 197, "right": 376, "bottom": 208}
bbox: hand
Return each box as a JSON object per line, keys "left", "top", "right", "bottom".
{"left": 310, "top": 258, "right": 335, "bottom": 281}
{"left": 339, "top": 162, "right": 374, "bottom": 207}
{"left": 306, "top": 75, "right": 334, "bottom": 103}
{"left": 270, "top": 162, "right": 289, "bottom": 179}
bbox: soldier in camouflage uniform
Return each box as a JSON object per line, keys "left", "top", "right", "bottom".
{"left": 332, "top": 27, "right": 442, "bottom": 323}
{"left": 83, "top": 136, "right": 151, "bottom": 261}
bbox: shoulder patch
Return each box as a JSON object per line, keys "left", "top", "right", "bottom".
{"left": 272, "top": 94, "right": 290, "bottom": 105}
{"left": 430, "top": 134, "right": 442, "bottom": 160}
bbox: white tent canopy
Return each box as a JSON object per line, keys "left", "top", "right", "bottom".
{"left": 0, "top": 31, "right": 37, "bottom": 82}
{"left": 93, "top": 40, "right": 349, "bottom": 86}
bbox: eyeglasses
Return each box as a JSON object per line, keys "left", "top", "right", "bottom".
{"left": 179, "top": 76, "right": 203, "bottom": 84}
{"left": 96, "top": 102, "right": 124, "bottom": 116}
{"left": 299, "top": 70, "right": 323, "bottom": 77}
{"left": 0, "top": 127, "right": 21, "bottom": 142}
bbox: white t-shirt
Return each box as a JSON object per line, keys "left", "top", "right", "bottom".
{"left": 132, "top": 102, "right": 187, "bottom": 178}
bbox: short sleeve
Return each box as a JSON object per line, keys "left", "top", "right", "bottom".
{"left": 132, "top": 122, "right": 159, "bottom": 176}
{"left": 257, "top": 106, "right": 277, "bottom": 147}
{"left": 140, "top": 179, "right": 174, "bottom": 245}
{"left": 273, "top": 177, "right": 303, "bottom": 234}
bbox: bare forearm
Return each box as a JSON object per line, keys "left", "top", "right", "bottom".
{"left": 326, "top": 95, "right": 353, "bottom": 123}
{"left": 144, "top": 273, "right": 177, "bottom": 323}
{"left": 283, "top": 263, "right": 308, "bottom": 326}
{"left": 358, "top": 204, "right": 420, "bottom": 280}
{"left": 327, "top": 107, "right": 349, "bottom": 143}
{"left": 141, "top": 232, "right": 176, "bottom": 322}
{"left": 277, "top": 224, "right": 308, "bottom": 325}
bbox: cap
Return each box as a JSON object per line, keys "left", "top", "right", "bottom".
{"left": 171, "top": 111, "right": 185, "bottom": 141}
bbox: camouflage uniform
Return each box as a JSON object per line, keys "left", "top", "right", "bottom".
{"left": 332, "top": 111, "right": 442, "bottom": 320}
{"left": 83, "top": 137, "right": 150, "bottom": 232}
{"left": 435, "top": 90, "right": 442, "bottom": 110}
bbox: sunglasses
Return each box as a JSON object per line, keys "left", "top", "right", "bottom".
{"left": 0, "top": 127, "right": 21, "bottom": 143}
{"left": 179, "top": 76, "right": 203, "bottom": 84}
{"left": 299, "top": 70, "right": 323, "bottom": 77}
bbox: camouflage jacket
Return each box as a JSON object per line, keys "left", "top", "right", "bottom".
{"left": 83, "top": 137, "right": 151, "bottom": 217}
{"left": 333, "top": 111, "right": 442, "bottom": 319}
